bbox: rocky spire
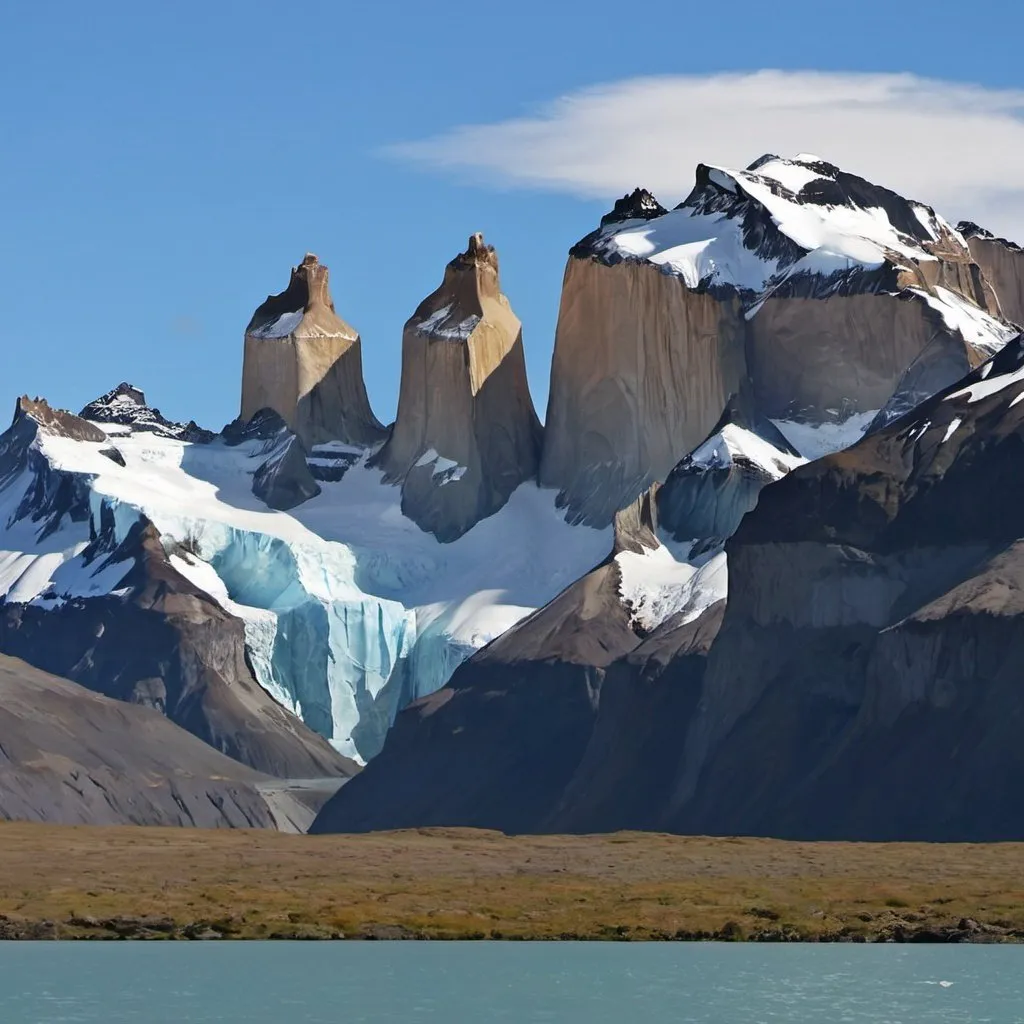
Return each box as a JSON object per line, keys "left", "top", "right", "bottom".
{"left": 374, "top": 233, "right": 542, "bottom": 542}
{"left": 241, "top": 254, "right": 385, "bottom": 448}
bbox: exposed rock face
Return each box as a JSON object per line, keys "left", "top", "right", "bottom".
{"left": 0, "top": 652, "right": 284, "bottom": 828}
{"left": 958, "top": 221, "right": 1024, "bottom": 326}
{"left": 374, "top": 234, "right": 542, "bottom": 541}
{"left": 252, "top": 434, "right": 320, "bottom": 510}
{"left": 241, "top": 254, "right": 385, "bottom": 448}
{"left": 547, "top": 601, "right": 725, "bottom": 833}
{"left": 226, "top": 408, "right": 322, "bottom": 511}
{"left": 541, "top": 257, "right": 746, "bottom": 525}
{"left": 662, "top": 334, "right": 1024, "bottom": 840}
{"left": 541, "top": 155, "right": 1016, "bottom": 526}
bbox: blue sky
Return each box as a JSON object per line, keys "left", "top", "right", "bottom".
{"left": 3, "top": 0, "right": 1023, "bottom": 428}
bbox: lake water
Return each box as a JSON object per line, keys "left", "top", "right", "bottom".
{"left": 0, "top": 942, "right": 1021, "bottom": 1022}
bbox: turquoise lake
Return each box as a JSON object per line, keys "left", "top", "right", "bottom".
{"left": 0, "top": 942, "right": 1021, "bottom": 1022}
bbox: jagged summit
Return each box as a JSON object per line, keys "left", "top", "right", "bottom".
{"left": 958, "top": 221, "right": 1023, "bottom": 252}
{"left": 375, "top": 232, "right": 542, "bottom": 542}
{"left": 541, "top": 153, "right": 1018, "bottom": 527}
{"left": 577, "top": 153, "right": 993, "bottom": 307}
{"left": 598, "top": 188, "right": 667, "bottom": 229}
{"left": 79, "top": 382, "right": 210, "bottom": 441}
{"left": 241, "top": 253, "right": 385, "bottom": 448}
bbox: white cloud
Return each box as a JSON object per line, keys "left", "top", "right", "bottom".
{"left": 389, "top": 71, "right": 1024, "bottom": 241}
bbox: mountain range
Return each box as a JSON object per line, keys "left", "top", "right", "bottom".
{"left": 3, "top": 153, "right": 1024, "bottom": 839}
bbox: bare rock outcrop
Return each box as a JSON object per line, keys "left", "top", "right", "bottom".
{"left": 958, "top": 221, "right": 1024, "bottom": 326}
{"left": 241, "top": 254, "right": 385, "bottom": 448}
{"left": 0, "top": 652, "right": 282, "bottom": 828}
{"left": 661, "top": 333, "right": 1024, "bottom": 840}
{"left": 541, "top": 156, "right": 1017, "bottom": 526}
{"left": 374, "top": 233, "right": 542, "bottom": 542}
{"left": 540, "top": 257, "right": 746, "bottom": 526}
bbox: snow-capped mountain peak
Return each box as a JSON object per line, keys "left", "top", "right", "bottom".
{"left": 573, "top": 153, "right": 991, "bottom": 319}
{"left": 79, "top": 382, "right": 211, "bottom": 441}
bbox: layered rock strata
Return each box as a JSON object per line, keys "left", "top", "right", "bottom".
{"left": 374, "top": 234, "right": 542, "bottom": 541}
{"left": 241, "top": 254, "right": 385, "bottom": 448}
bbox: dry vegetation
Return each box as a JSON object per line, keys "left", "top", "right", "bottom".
{"left": 0, "top": 822, "right": 1022, "bottom": 940}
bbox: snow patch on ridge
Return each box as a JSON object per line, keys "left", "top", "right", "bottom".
{"left": 911, "top": 287, "right": 1019, "bottom": 356}
{"left": 415, "top": 304, "right": 481, "bottom": 340}
{"left": 770, "top": 410, "right": 878, "bottom": 461}
{"left": 249, "top": 310, "right": 305, "bottom": 338}
{"left": 690, "top": 423, "right": 806, "bottom": 478}
{"left": 414, "top": 448, "right": 468, "bottom": 483}
{"left": 616, "top": 542, "right": 727, "bottom": 633}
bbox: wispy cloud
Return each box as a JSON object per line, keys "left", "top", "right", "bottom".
{"left": 389, "top": 71, "right": 1024, "bottom": 240}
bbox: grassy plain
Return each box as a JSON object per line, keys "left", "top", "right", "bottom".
{"left": 0, "top": 822, "right": 1021, "bottom": 940}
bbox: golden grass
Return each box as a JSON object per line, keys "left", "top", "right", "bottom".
{"left": 1, "top": 822, "right": 1022, "bottom": 939}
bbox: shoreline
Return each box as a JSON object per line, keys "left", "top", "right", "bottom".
{"left": 2, "top": 823, "right": 1023, "bottom": 943}
{"left": 1, "top": 919, "right": 1020, "bottom": 943}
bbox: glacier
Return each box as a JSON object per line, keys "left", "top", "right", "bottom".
{"left": 0, "top": 421, "right": 610, "bottom": 761}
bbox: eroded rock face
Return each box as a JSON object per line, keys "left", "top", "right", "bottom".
{"left": 241, "top": 254, "right": 385, "bottom": 448}
{"left": 541, "top": 156, "right": 1016, "bottom": 527}
{"left": 959, "top": 222, "right": 1024, "bottom": 326}
{"left": 540, "top": 257, "right": 746, "bottom": 525}
{"left": 374, "top": 234, "right": 542, "bottom": 542}
{"left": 662, "top": 334, "right": 1024, "bottom": 840}
{"left": 225, "top": 407, "right": 322, "bottom": 511}
{"left": 657, "top": 391, "right": 803, "bottom": 546}
{"left": 0, "top": 653, "right": 282, "bottom": 828}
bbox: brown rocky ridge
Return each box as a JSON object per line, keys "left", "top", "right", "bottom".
{"left": 0, "top": 652, "right": 296, "bottom": 828}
